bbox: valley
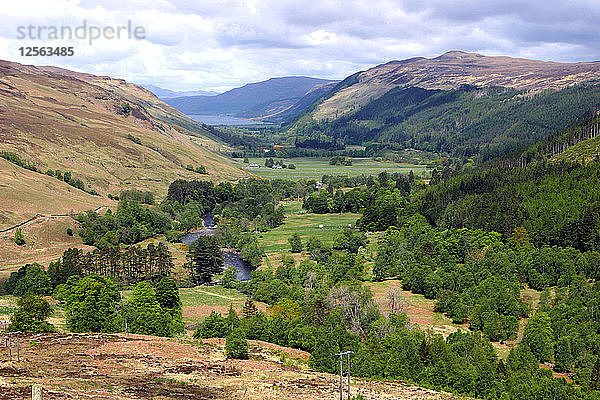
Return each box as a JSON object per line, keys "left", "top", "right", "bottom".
{"left": 3, "top": 49, "right": 600, "bottom": 400}
{"left": 0, "top": 60, "right": 247, "bottom": 229}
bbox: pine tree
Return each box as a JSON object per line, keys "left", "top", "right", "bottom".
{"left": 186, "top": 236, "right": 223, "bottom": 284}
{"left": 155, "top": 277, "right": 182, "bottom": 313}
{"left": 555, "top": 336, "right": 573, "bottom": 372}
{"left": 242, "top": 299, "right": 258, "bottom": 318}
{"left": 156, "top": 243, "right": 173, "bottom": 277}
{"left": 226, "top": 328, "right": 248, "bottom": 359}
{"left": 289, "top": 233, "right": 303, "bottom": 253}
{"left": 418, "top": 337, "right": 431, "bottom": 366}
{"left": 522, "top": 311, "right": 554, "bottom": 362}
{"left": 226, "top": 305, "right": 240, "bottom": 331}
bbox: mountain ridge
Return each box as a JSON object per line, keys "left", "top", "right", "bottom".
{"left": 307, "top": 50, "right": 600, "bottom": 122}
{"left": 165, "top": 76, "right": 338, "bottom": 122}
{"left": 285, "top": 51, "right": 600, "bottom": 160}
{"left": 142, "top": 84, "right": 219, "bottom": 98}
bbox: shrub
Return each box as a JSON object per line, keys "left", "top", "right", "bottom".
{"left": 127, "top": 133, "right": 141, "bottom": 145}
{"left": 13, "top": 265, "right": 52, "bottom": 296}
{"left": 165, "top": 229, "right": 184, "bottom": 243}
{"left": 289, "top": 233, "right": 303, "bottom": 253}
{"left": 125, "top": 281, "right": 172, "bottom": 337}
{"left": 64, "top": 275, "right": 121, "bottom": 333}
{"left": 221, "top": 266, "right": 239, "bottom": 289}
{"left": 120, "top": 103, "right": 131, "bottom": 116}
{"left": 9, "top": 295, "right": 55, "bottom": 333}
{"left": 226, "top": 328, "right": 249, "bottom": 359}
{"left": 14, "top": 229, "right": 25, "bottom": 246}
{"left": 194, "top": 311, "right": 228, "bottom": 338}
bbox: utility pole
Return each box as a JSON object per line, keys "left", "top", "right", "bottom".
{"left": 338, "top": 353, "right": 343, "bottom": 400}
{"left": 32, "top": 384, "right": 43, "bottom": 400}
{"left": 334, "top": 351, "right": 354, "bottom": 399}
{"left": 347, "top": 351, "right": 353, "bottom": 397}
{"left": 6, "top": 332, "right": 21, "bottom": 362}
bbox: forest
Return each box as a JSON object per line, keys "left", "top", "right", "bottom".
{"left": 290, "top": 82, "right": 600, "bottom": 162}
{"left": 419, "top": 161, "right": 600, "bottom": 251}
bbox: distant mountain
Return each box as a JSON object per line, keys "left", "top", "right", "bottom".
{"left": 286, "top": 51, "right": 600, "bottom": 159}
{"left": 142, "top": 84, "right": 218, "bottom": 99}
{"left": 256, "top": 81, "right": 339, "bottom": 124}
{"left": 165, "top": 76, "right": 338, "bottom": 122}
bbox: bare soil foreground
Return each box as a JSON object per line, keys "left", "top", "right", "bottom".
{"left": 0, "top": 333, "right": 472, "bottom": 400}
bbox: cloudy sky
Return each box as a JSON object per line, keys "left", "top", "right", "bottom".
{"left": 1, "top": 0, "right": 599, "bottom": 92}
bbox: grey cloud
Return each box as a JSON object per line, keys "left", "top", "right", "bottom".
{"left": 2, "top": 0, "right": 600, "bottom": 91}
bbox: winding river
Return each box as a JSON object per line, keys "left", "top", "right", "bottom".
{"left": 181, "top": 214, "right": 252, "bottom": 281}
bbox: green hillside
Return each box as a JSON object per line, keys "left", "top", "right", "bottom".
{"left": 288, "top": 82, "right": 600, "bottom": 161}
{"left": 285, "top": 52, "right": 600, "bottom": 161}
{"left": 416, "top": 116, "right": 600, "bottom": 251}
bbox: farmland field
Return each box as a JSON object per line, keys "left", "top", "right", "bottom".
{"left": 257, "top": 202, "right": 361, "bottom": 253}
{"left": 122, "top": 285, "right": 268, "bottom": 326}
{"left": 238, "top": 157, "right": 429, "bottom": 180}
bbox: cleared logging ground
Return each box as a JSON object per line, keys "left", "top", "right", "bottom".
{"left": 366, "top": 280, "right": 467, "bottom": 338}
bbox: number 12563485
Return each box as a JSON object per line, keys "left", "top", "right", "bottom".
{"left": 19, "top": 47, "right": 74, "bottom": 56}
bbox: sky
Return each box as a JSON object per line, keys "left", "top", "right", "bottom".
{"left": 1, "top": 0, "right": 599, "bottom": 93}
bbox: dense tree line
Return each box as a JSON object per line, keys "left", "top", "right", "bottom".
{"left": 418, "top": 160, "right": 600, "bottom": 251}
{"left": 531, "top": 278, "right": 600, "bottom": 385}
{"left": 77, "top": 200, "right": 172, "bottom": 247}
{"left": 373, "top": 214, "right": 600, "bottom": 338}
{"left": 492, "top": 113, "right": 600, "bottom": 168}
{"left": 4, "top": 243, "right": 174, "bottom": 297}
{"left": 60, "top": 275, "right": 183, "bottom": 337}
{"left": 303, "top": 172, "right": 415, "bottom": 230}
{"left": 117, "top": 189, "right": 155, "bottom": 205}
{"left": 123, "top": 278, "right": 184, "bottom": 337}
{"left": 4, "top": 264, "right": 52, "bottom": 296}
{"left": 47, "top": 243, "right": 173, "bottom": 285}
{"left": 162, "top": 178, "right": 303, "bottom": 232}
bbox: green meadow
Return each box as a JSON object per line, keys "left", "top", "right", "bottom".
{"left": 257, "top": 202, "right": 361, "bottom": 253}
{"left": 238, "top": 157, "right": 428, "bottom": 181}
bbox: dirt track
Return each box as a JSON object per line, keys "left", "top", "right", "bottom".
{"left": 0, "top": 333, "right": 472, "bottom": 400}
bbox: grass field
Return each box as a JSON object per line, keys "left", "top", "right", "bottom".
{"left": 238, "top": 157, "right": 429, "bottom": 180}
{"left": 367, "top": 280, "right": 467, "bottom": 338}
{"left": 257, "top": 202, "right": 361, "bottom": 253}
{"left": 179, "top": 286, "right": 267, "bottom": 324}
{"left": 122, "top": 285, "right": 268, "bottom": 326}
